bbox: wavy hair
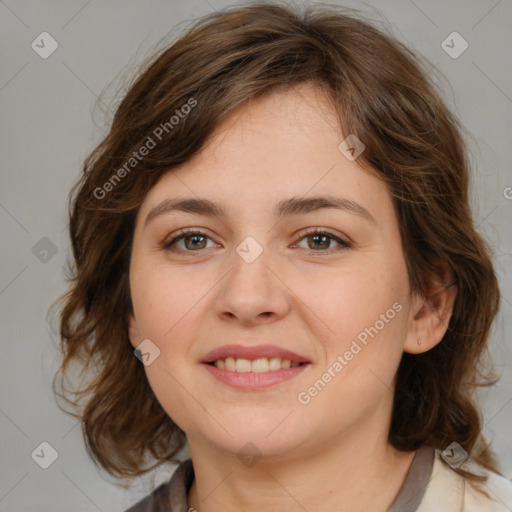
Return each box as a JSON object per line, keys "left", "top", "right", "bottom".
{"left": 50, "top": 0, "right": 502, "bottom": 492}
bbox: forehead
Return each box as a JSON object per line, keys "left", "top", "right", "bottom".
{"left": 137, "top": 83, "right": 390, "bottom": 224}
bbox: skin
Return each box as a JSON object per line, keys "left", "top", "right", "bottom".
{"left": 127, "top": 82, "right": 456, "bottom": 512}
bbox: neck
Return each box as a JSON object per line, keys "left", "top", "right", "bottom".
{"left": 186, "top": 404, "right": 416, "bottom": 512}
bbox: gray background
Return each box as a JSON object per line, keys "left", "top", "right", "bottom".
{"left": 1, "top": 0, "right": 511, "bottom": 510}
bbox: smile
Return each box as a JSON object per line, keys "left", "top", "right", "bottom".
{"left": 209, "top": 357, "right": 303, "bottom": 372}
{"left": 202, "top": 359, "right": 310, "bottom": 390}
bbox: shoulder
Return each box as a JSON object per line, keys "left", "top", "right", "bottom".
{"left": 464, "top": 466, "right": 512, "bottom": 512}
{"left": 418, "top": 448, "right": 512, "bottom": 512}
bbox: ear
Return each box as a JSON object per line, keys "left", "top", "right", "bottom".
{"left": 127, "top": 314, "right": 141, "bottom": 350}
{"left": 403, "top": 263, "right": 457, "bottom": 354}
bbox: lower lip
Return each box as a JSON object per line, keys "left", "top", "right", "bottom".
{"left": 202, "top": 363, "right": 310, "bottom": 390}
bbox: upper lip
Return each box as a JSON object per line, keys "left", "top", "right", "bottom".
{"left": 202, "top": 344, "right": 311, "bottom": 364}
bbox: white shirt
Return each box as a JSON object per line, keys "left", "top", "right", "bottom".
{"left": 417, "top": 447, "right": 512, "bottom": 511}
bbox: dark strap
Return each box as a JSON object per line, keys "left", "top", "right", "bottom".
{"left": 388, "top": 444, "right": 435, "bottom": 512}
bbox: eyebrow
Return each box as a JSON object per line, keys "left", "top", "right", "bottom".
{"left": 144, "top": 195, "right": 376, "bottom": 227}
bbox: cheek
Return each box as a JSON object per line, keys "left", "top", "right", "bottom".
{"left": 294, "top": 258, "right": 408, "bottom": 350}
{"left": 295, "top": 274, "right": 407, "bottom": 427}
{"left": 131, "top": 260, "right": 209, "bottom": 343}
{"left": 130, "top": 262, "right": 210, "bottom": 431}
{"left": 290, "top": 258, "right": 409, "bottom": 418}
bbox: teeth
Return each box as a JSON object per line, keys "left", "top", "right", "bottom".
{"left": 269, "top": 357, "right": 282, "bottom": 371}
{"left": 252, "top": 358, "right": 269, "bottom": 373}
{"left": 235, "top": 358, "right": 252, "bottom": 372}
{"left": 212, "top": 357, "right": 302, "bottom": 372}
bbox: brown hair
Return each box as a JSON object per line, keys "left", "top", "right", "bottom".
{"left": 50, "top": 0, "right": 503, "bottom": 492}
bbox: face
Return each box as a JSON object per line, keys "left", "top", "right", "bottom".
{"left": 128, "top": 82, "right": 421, "bottom": 459}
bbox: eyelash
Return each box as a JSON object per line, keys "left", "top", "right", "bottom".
{"left": 160, "top": 227, "right": 352, "bottom": 255}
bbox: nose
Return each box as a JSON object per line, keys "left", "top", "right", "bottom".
{"left": 212, "top": 245, "right": 291, "bottom": 326}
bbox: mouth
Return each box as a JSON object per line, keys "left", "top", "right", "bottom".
{"left": 202, "top": 343, "right": 310, "bottom": 366}
{"left": 207, "top": 357, "right": 304, "bottom": 372}
{"left": 202, "top": 361, "right": 310, "bottom": 390}
{"left": 201, "top": 344, "right": 311, "bottom": 390}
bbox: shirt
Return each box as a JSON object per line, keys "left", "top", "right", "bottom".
{"left": 124, "top": 444, "right": 512, "bottom": 511}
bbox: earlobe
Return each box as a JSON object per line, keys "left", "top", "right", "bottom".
{"left": 404, "top": 266, "right": 457, "bottom": 354}
{"left": 127, "top": 314, "right": 140, "bottom": 349}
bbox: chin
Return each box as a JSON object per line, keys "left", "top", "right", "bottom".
{"left": 199, "top": 414, "right": 312, "bottom": 457}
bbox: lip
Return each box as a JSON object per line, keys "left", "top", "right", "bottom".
{"left": 202, "top": 363, "right": 311, "bottom": 390}
{"left": 202, "top": 344, "right": 310, "bottom": 364}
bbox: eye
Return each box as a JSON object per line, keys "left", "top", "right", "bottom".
{"left": 160, "top": 227, "right": 352, "bottom": 255}
{"left": 292, "top": 228, "right": 352, "bottom": 254}
{"left": 161, "top": 228, "right": 217, "bottom": 252}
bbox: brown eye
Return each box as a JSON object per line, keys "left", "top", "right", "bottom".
{"left": 293, "top": 229, "right": 352, "bottom": 254}
{"left": 182, "top": 234, "right": 208, "bottom": 250}
{"left": 162, "top": 229, "right": 215, "bottom": 252}
{"left": 306, "top": 233, "right": 331, "bottom": 250}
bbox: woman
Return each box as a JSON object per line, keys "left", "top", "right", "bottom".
{"left": 52, "top": 2, "right": 512, "bottom": 510}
